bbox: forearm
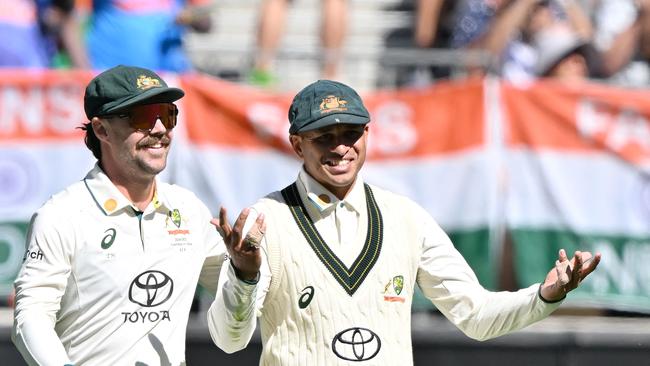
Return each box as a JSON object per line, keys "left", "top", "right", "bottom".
{"left": 176, "top": 7, "right": 212, "bottom": 33}
{"left": 13, "top": 311, "right": 71, "bottom": 366}
{"left": 561, "top": 0, "right": 593, "bottom": 39}
{"left": 600, "top": 21, "right": 642, "bottom": 76}
{"left": 480, "top": 0, "right": 540, "bottom": 55}
{"left": 207, "top": 264, "right": 258, "bottom": 354}
{"left": 414, "top": 0, "right": 444, "bottom": 47}
{"left": 60, "top": 13, "right": 90, "bottom": 69}
{"left": 457, "top": 283, "right": 562, "bottom": 341}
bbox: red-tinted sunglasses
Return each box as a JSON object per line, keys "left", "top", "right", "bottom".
{"left": 105, "top": 103, "right": 178, "bottom": 131}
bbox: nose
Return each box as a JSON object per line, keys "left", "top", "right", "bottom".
{"left": 149, "top": 117, "right": 168, "bottom": 134}
{"left": 330, "top": 139, "right": 351, "bottom": 155}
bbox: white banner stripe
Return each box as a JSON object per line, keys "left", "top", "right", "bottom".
{"left": 507, "top": 148, "right": 650, "bottom": 236}
{"left": 180, "top": 146, "right": 494, "bottom": 230}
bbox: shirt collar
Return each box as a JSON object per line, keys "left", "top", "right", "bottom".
{"left": 297, "top": 167, "right": 366, "bottom": 214}
{"left": 84, "top": 163, "right": 172, "bottom": 215}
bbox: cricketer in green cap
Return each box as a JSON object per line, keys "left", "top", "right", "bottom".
{"left": 285, "top": 79, "right": 371, "bottom": 200}
{"left": 80, "top": 65, "right": 185, "bottom": 162}
{"left": 12, "top": 63, "right": 257, "bottom": 366}
{"left": 288, "top": 79, "right": 370, "bottom": 134}
{"left": 205, "top": 78, "right": 601, "bottom": 366}
{"left": 84, "top": 64, "right": 184, "bottom": 119}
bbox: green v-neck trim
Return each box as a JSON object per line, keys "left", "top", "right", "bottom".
{"left": 281, "top": 183, "right": 383, "bottom": 296}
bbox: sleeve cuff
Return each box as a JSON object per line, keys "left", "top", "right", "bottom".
{"left": 231, "top": 262, "right": 260, "bottom": 285}
{"left": 537, "top": 283, "right": 566, "bottom": 304}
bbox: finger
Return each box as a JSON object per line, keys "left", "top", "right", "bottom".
{"left": 247, "top": 213, "right": 266, "bottom": 241}
{"left": 245, "top": 213, "right": 267, "bottom": 251}
{"left": 580, "top": 252, "right": 601, "bottom": 279}
{"left": 209, "top": 218, "right": 219, "bottom": 227}
{"left": 255, "top": 212, "right": 265, "bottom": 232}
{"left": 259, "top": 214, "right": 266, "bottom": 236}
{"left": 219, "top": 207, "right": 232, "bottom": 236}
{"left": 232, "top": 208, "right": 251, "bottom": 251}
{"left": 558, "top": 248, "right": 568, "bottom": 262}
{"left": 556, "top": 260, "right": 570, "bottom": 286}
{"left": 569, "top": 251, "right": 583, "bottom": 289}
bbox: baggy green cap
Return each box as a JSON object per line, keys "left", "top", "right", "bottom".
{"left": 84, "top": 65, "right": 185, "bottom": 119}
{"left": 288, "top": 80, "right": 370, "bottom": 134}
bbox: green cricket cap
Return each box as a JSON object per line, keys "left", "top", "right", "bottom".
{"left": 288, "top": 80, "right": 370, "bottom": 134}
{"left": 84, "top": 65, "right": 185, "bottom": 119}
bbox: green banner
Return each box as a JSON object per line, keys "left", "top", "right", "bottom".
{"left": 512, "top": 228, "right": 650, "bottom": 312}
{"left": 0, "top": 222, "right": 28, "bottom": 297}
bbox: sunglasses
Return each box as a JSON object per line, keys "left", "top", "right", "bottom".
{"left": 104, "top": 103, "right": 178, "bottom": 131}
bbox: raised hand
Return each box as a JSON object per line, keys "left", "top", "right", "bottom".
{"left": 211, "top": 207, "right": 265, "bottom": 281}
{"left": 540, "top": 249, "right": 601, "bottom": 302}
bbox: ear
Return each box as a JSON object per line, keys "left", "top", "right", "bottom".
{"left": 289, "top": 134, "right": 304, "bottom": 158}
{"left": 91, "top": 117, "right": 110, "bottom": 143}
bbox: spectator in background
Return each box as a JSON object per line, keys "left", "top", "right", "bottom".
{"left": 0, "top": 0, "right": 88, "bottom": 68}
{"left": 249, "top": 0, "right": 348, "bottom": 87}
{"left": 80, "top": 0, "right": 213, "bottom": 72}
{"left": 451, "top": 0, "right": 594, "bottom": 83}
{"left": 591, "top": 0, "right": 650, "bottom": 86}
{"left": 405, "top": 0, "right": 457, "bottom": 85}
{"left": 533, "top": 23, "right": 595, "bottom": 81}
{"left": 414, "top": 0, "right": 446, "bottom": 49}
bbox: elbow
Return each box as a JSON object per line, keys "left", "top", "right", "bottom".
{"left": 210, "top": 330, "right": 248, "bottom": 354}
{"left": 207, "top": 314, "right": 251, "bottom": 354}
{"left": 455, "top": 319, "right": 499, "bottom": 342}
{"left": 217, "top": 340, "right": 246, "bottom": 354}
{"left": 463, "top": 331, "right": 493, "bottom": 342}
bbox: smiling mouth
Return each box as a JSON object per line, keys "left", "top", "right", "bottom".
{"left": 144, "top": 143, "right": 165, "bottom": 149}
{"left": 325, "top": 159, "right": 352, "bottom": 167}
{"left": 139, "top": 140, "right": 169, "bottom": 150}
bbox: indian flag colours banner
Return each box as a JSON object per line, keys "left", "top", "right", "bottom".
{"left": 1, "top": 70, "right": 649, "bottom": 312}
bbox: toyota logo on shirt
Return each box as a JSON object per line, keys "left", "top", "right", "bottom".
{"left": 331, "top": 327, "right": 381, "bottom": 361}
{"left": 129, "top": 270, "right": 174, "bottom": 307}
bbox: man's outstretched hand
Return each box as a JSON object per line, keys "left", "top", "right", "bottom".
{"left": 540, "top": 249, "right": 601, "bottom": 302}
{"left": 211, "top": 207, "right": 265, "bottom": 281}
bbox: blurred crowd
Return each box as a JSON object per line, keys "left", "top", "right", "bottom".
{"left": 0, "top": 0, "right": 213, "bottom": 72}
{"left": 411, "top": 0, "right": 650, "bottom": 87}
{"left": 1, "top": 0, "right": 650, "bottom": 89}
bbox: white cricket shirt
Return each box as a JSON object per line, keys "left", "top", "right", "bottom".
{"left": 209, "top": 169, "right": 562, "bottom": 364}
{"left": 13, "top": 164, "right": 226, "bottom": 365}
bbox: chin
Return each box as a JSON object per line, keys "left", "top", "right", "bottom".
{"left": 138, "top": 161, "right": 167, "bottom": 176}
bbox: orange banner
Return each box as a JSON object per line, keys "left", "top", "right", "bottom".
{"left": 181, "top": 75, "right": 486, "bottom": 160}
{"left": 502, "top": 80, "right": 650, "bottom": 166}
{"left": 0, "top": 70, "right": 92, "bottom": 142}
{"left": 1, "top": 71, "right": 485, "bottom": 159}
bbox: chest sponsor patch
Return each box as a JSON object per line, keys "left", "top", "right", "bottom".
{"left": 382, "top": 275, "right": 407, "bottom": 303}
{"left": 331, "top": 327, "right": 381, "bottom": 361}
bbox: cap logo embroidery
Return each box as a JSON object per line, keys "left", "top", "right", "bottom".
{"left": 319, "top": 95, "right": 348, "bottom": 114}
{"left": 136, "top": 75, "right": 162, "bottom": 90}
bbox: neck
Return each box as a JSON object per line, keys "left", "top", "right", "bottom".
{"left": 101, "top": 163, "right": 156, "bottom": 212}
{"left": 119, "top": 180, "right": 155, "bottom": 212}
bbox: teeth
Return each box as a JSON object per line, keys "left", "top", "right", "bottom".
{"left": 327, "top": 160, "right": 350, "bottom": 166}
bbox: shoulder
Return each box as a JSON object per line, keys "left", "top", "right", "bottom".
{"left": 38, "top": 179, "right": 90, "bottom": 217}
{"left": 160, "top": 183, "right": 211, "bottom": 212}
{"left": 365, "top": 183, "right": 441, "bottom": 234}
{"left": 29, "top": 180, "right": 90, "bottom": 235}
{"left": 365, "top": 183, "right": 425, "bottom": 214}
{"left": 251, "top": 190, "right": 286, "bottom": 211}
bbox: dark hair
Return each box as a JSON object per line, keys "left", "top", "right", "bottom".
{"left": 78, "top": 122, "right": 102, "bottom": 161}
